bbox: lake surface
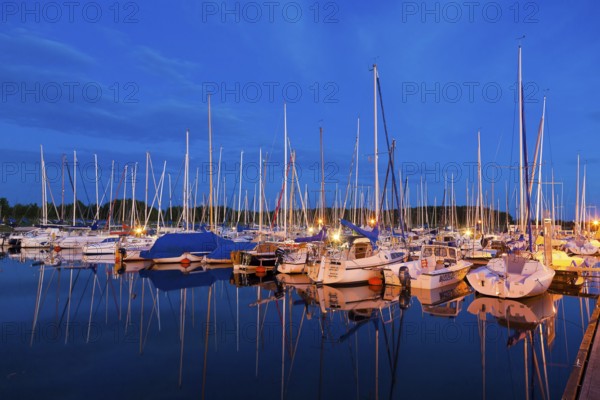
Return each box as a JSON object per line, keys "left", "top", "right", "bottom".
{"left": 1, "top": 248, "right": 598, "bottom": 399}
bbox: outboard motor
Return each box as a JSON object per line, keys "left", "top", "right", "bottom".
{"left": 116, "top": 247, "right": 126, "bottom": 274}
{"left": 398, "top": 266, "right": 411, "bottom": 288}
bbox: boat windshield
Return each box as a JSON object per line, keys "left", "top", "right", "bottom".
{"left": 422, "top": 246, "right": 458, "bottom": 262}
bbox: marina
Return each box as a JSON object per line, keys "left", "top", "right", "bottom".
{"left": 2, "top": 2, "right": 600, "bottom": 399}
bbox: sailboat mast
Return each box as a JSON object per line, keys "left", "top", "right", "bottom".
{"left": 284, "top": 103, "right": 288, "bottom": 237}
{"left": 73, "top": 150, "right": 77, "bottom": 226}
{"left": 478, "top": 131, "right": 484, "bottom": 233}
{"left": 131, "top": 163, "right": 137, "bottom": 228}
{"left": 238, "top": 151, "right": 243, "bottom": 225}
{"left": 518, "top": 45, "right": 525, "bottom": 232}
{"left": 208, "top": 94, "right": 214, "bottom": 231}
{"left": 505, "top": 181, "right": 509, "bottom": 231}
{"left": 61, "top": 154, "right": 65, "bottom": 221}
{"left": 354, "top": 118, "right": 360, "bottom": 225}
{"left": 581, "top": 164, "right": 587, "bottom": 229}
{"left": 320, "top": 126, "right": 325, "bottom": 224}
{"left": 373, "top": 64, "right": 379, "bottom": 223}
{"left": 289, "top": 150, "right": 296, "bottom": 229}
{"left": 184, "top": 130, "right": 190, "bottom": 230}
{"left": 193, "top": 168, "right": 199, "bottom": 228}
{"left": 575, "top": 154, "right": 580, "bottom": 233}
{"left": 40, "top": 145, "right": 47, "bottom": 225}
{"left": 551, "top": 169, "right": 556, "bottom": 226}
{"left": 123, "top": 165, "right": 127, "bottom": 224}
{"left": 519, "top": 58, "right": 535, "bottom": 251}
{"left": 259, "top": 148, "right": 263, "bottom": 234}
{"left": 145, "top": 152, "right": 149, "bottom": 224}
{"left": 535, "top": 97, "right": 546, "bottom": 229}
{"left": 94, "top": 154, "right": 99, "bottom": 221}
{"left": 168, "top": 173, "right": 172, "bottom": 223}
{"left": 109, "top": 160, "right": 114, "bottom": 230}
{"left": 215, "top": 147, "right": 223, "bottom": 228}
{"left": 158, "top": 161, "right": 167, "bottom": 232}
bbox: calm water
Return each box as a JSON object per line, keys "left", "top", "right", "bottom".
{"left": 1, "top": 248, "right": 598, "bottom": 400}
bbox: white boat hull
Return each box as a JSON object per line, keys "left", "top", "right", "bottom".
{"left": 57, "top": 235, "right": 109, "bottom": 249}
{"left": 466, "top": 255, "right": 555, "bottom": 298}
{"left": 82, "top": 242, "right": 118, "bottom": 255}
{"left": 384, "top": 259, "right": 472, "bottom": 289}
{"left": 306, "top": 251, "right": 397, "bottom": 285}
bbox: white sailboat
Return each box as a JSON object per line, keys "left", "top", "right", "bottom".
{"left": 467, "top": 253, "right": 555, "bottom": 298}
{"left": 307, "top": 65, "right": 408, "bottom": 285}
{"left": 467, "top": 45, "right": 555, "bottom": 299}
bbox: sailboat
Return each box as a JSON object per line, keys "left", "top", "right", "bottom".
{"left": 306, "top": 220, "right": 407, "bottom": 285}
{"left": 467, "top": 45, "right": 555, "bottom": 299}
{"left": 307, "top": 65, "right": 408, "bottom": 285}
{"left": 275, "top": 227, "right": 327, "bottom": 274}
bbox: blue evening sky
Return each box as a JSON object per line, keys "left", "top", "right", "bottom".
{"left": 1, "top": 1, "right": 598, "bottom": 220}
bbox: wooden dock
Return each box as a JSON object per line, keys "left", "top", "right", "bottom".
{"left": 563, "top": 301, "right": 600, "bottom": 399}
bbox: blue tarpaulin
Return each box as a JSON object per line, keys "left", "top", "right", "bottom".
{"left": 140, "top": 232, "right": 224, "bottom": 259}
{"left": 295, "top": 227, "right": 328, "bottom": 243}
{"left": 205, "top": 241, "right": 256, "bottom": 261}
{"left": 340, "top": 219, "right": 379, "bottom": 244}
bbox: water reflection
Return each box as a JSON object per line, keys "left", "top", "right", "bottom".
{"left": 412, "top": 280, "right": 473, "bottom": 318}
{"left": 468, "top": 293, "right": 559, "bottom": 400}
{"left": 2, "top": 247, "right": 599, "bottom": 399}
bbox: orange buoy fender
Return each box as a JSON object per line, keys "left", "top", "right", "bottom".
{"left": 368, "top": 277, "right": 383, "bottom": 286}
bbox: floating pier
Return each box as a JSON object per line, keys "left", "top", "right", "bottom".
{"left": 563, "top": 301, "right": 600, "bottom": 399}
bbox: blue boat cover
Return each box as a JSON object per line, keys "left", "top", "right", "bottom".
{"left": 295, "top": 227, "right": 328, "bottom": 243}
{"left": 140, "top": 232, "right": 225, "bottom": 259}
{"left": 340, "top": 219, "right": 379, "bottom": 244}
{"left": 205, "top": 241, "right": 256, "bottom": 261}
{"left": 140, "top": 269, "right": 215, "bottom": 291}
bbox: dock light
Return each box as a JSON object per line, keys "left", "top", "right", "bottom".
{"left": 478, "top": 220, "right": 482, "bottom": 224}
{"left": 308, "top": 226, "right": 314, "bottom": 233}
{"left": 594, "top": 220, "right": 599, "bottom": 226}
{"left": 465, "top": 229, "right": 472, "bottom": 236}
{"left": 333, "top": 232, "right": 341, "bottom": 242}
{"left": 135, "top": 227, "right": 143, "bottom": 235}
{"left": 370, "top": 218, "right": 376, "bottom": 226}
{"left": 318, "top": 218, "right": 323, "bottom": 225}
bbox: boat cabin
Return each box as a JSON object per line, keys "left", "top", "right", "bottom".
{"left": 348, "top": 238, "right": 373, "bottom": 260}
{"left": 421, "top": 245, "right": 460, "bottom": 267}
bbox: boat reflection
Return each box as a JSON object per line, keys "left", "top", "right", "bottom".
{"left": 230, "top": 269, "right": 278, "bottom": 288}
{"left": 302, "top": 284, "right": 403, "bottom": 317}
{"left": 468, "top": 292, "right": 560, "bottom": 399}
{"left": 468, "top": 293, "right": 558, "bottom": 333}
{"left": 113, "top": 260, "right": 153, "bottom": 275}
{"left": 140, "top": 266, "right": 215, "bottom": 290}
{"left": 412, "top": 280, "right": 473, "bottom": 318}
